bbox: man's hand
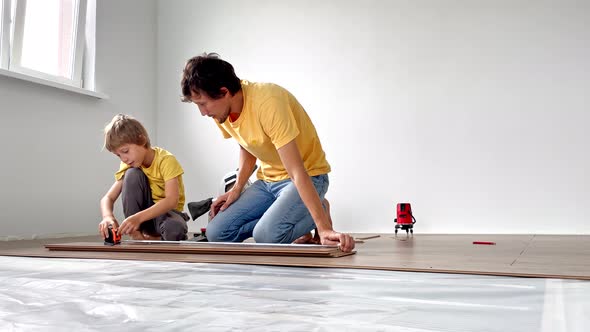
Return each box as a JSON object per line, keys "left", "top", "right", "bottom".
{"left": 118, "top": 214, "right": 143, "bottom": 235}
{"left": 318, "top": 230, "right": 355, "bottom": 253}
{"left": 209, "top": 189, "right": 241, "bottom": 218}
{"left": 98, "top": 216, "right": 119, "bottom": 239}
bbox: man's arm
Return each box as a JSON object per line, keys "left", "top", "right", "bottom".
{"left": 118, "top": 177, "right": 180, "bottom": 235}
{"left": 277, "top": 139, "right": 354, "bottom": 252}
{"left": 211, "top": 146, "right": 257, "bottom": 217}
{"left": 232, "top": 146, "right": 258, "bottom": 193}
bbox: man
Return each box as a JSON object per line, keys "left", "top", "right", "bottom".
{"left": 180, "top": 53, "right": 354, "bottom": 252}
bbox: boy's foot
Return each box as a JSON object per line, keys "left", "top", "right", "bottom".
{"left": 129, "top": 231, "right": 144, "bottom": 240}
{"left": 129, "top": 231, "right": 161, "bottom": 241}
{"left": 292, "top": 198, "right": 333, "bottom": 245}
{"left": 142, "top": 232, "right": 162, "bottom": 241}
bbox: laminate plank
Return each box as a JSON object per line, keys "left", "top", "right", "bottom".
{"left": 45, "top": 242, "right": 354, "bottom": 258}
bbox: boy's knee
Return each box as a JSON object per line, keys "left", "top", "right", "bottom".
{"left": 160, "top": 220, "right": 187, "bottom": 241}
{"left": 123, "top": 168, "right": 145, "bottom": 185}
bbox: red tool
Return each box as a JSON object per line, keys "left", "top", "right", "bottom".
{"left": 192, "top": 227, "right": 208, "bottom": 242}
{"left": 473, "top": 241, "right": 496, "bottom": 245}
{"left": 104, "top": 225, "right": 121, "bottom": 245}
{"left": 394, "top": 203, "right": 416, "bottom": 235}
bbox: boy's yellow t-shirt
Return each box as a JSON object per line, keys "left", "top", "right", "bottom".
{"left": 216, "top": 80, "right": 331, "bottom": 182}
{"left": 114, "top": 147, "right": 185, "bottom": 211}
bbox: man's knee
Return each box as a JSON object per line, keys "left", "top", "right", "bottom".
{"left": 160, "top": 219, "right": 187, "bottom": 241}
{"left": 205, "top": 218, "right": 229, "bottom": 242}
{"left": 252, "top": 225, "right": 290, "bottom": 244}
{"left": 206, "top": 212, "right": 249, "bottom": 242}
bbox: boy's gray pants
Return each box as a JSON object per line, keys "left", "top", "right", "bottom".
{"left": 121, "top": 168, "right": 189, "bottom": 241}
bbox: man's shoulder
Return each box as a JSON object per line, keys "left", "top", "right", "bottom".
{"left": 244, "top": 80, "right": 288, "bottom": 98}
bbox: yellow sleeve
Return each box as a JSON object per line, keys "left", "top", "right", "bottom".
{"left": 215, "top": 121, "right": 232, "bottom": 139}
{"left": 159, "top": 155, "right": 184, "bottom": 181}
{"left": 260, "top": 96, "right": 300, "bottom": 149}
{"left": 114, "top": 162, "right": 130, "bottom": 181}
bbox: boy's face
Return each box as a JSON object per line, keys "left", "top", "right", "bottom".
{"left": 190, "top": 88, "right": 232, "bottom": 124}
{"left": 114, "top": 144, "right": 148, "bottom": 168}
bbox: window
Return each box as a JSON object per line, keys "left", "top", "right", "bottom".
{"left": 0, "top": 0, "right": 92, "bottom": 90}
{"left": 0, "top": 0, "right": 11, "bottom": 69}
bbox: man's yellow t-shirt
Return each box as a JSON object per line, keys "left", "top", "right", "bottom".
{"left": 115, "top": 147, "right": 186, "bottom": 211}
{"left": 216, "top": 80, "right": 331, "bottom": 182}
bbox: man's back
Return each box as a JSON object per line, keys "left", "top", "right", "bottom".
{"left": 216, "top": 80, "right": 331, "bottom": 182}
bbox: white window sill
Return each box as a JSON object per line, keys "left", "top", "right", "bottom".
{"left": 0, "top": 68, "right": 109, "bottom": 99}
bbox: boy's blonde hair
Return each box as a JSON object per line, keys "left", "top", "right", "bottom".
{"left": 103, "top": 114, "right": 151, "bottom": 152}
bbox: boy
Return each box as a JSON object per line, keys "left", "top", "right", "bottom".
{"left": 99, "top": 114, "right": 189, "bottom": 241}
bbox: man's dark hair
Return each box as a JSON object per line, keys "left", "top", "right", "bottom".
{"left": 181, "top": 53, "right": 241, "bottom": 102}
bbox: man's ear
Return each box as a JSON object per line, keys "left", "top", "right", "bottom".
{"left": 220, "top": 87, "right": 229, "bottom": 97}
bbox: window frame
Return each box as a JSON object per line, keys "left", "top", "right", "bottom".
{"left": 0, "top": 0, "right": 11, "bottom": 69}
{"left": 9, "top": 0, "right": 88, "bottom": 88}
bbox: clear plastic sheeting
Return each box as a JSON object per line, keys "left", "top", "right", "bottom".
{"left": 0, "top": 257, "right": 588, "bottom": 332}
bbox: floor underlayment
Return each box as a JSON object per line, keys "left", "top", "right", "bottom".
{"left": 0, "top": 256, "right": 588, "bottom": 331}
{"left": 0, "top": 234, "right": 588, "bottom": 280}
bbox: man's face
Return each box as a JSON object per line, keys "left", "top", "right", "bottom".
{"left": 190, "top": 89, "right": 231, "bottom": 124}
{"left": 114, "top": 143, "right": 147, "bottom": 168}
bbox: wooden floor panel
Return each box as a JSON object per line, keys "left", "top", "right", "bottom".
{"left": 0, "top": 234, "right": 588, "bottom": 280}
{"left": 45, "top": 241, "right": 354, "bottom": 257}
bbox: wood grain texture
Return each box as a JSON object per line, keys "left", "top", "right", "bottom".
{"left": 45, "top": 242, "right": 355, "bottom": 258}
{"left": 1, "top": 234, "right": 588, "bottom": 280}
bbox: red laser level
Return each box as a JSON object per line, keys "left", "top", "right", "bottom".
{"left": 394, "top": 203, "right": 416, "bottom": 235}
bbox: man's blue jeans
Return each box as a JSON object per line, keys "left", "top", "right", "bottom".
{"left": 206, "top": 174, "right": 329, "bottom": 243}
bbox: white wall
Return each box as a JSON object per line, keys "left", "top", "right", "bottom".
{"left": 0, "top": 0, "right": 157, "bottom": 239}
{"left": 157, "top": 0, "right": 590, "bottom": 235}
{"left": 1, "top": 1, "right": 584, "bottom": 239}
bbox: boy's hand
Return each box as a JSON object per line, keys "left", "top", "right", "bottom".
{"left": 209, "top": 189, "right": 241, "bottom": 218}
{"left": 99, "top": 217, "right": 119, "bottom": 239}
{"left": 318, "top": 230, "right": 355, "bottom": 253}
{"left": 118, "top": 215, "right": 142, "bottom": 235}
